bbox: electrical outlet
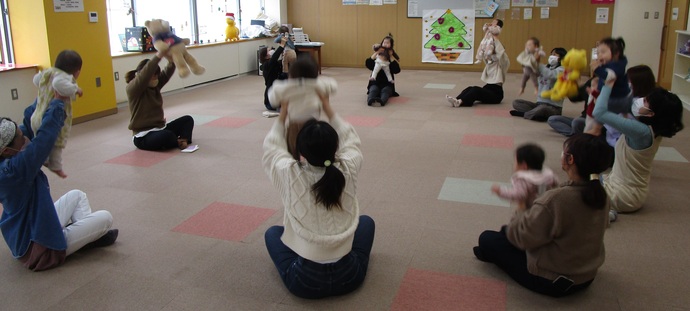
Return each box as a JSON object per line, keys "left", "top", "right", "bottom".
{"left": 11, "top": 88, "right": 18, "bottom": 100}
{"left": 644, "top": 12, "right": 649, "bottom": 19}
{"left": 654, "top": 11, "right": 659, "bottom": 19}
{"left": 96, "top": 77, "right": 101, "bottom": 87}
{"left": 114, "top": 72, "right": 119, "bottom": 81}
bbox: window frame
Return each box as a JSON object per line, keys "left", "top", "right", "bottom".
{"left": 106, "top": 0, "right": 267, "bottom": 55}
{"left": 1, "top": 0, "right": 14, "bottom": 65}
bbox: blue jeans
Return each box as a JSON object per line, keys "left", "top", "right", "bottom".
{"left": 547, "top": 115, "right": 585, "bottom": 137}
{"left": 264, "top": 215, "right": 375, "bottom": 299}
{"left": 367, "top": 84, "right": 393, "bottom": 106}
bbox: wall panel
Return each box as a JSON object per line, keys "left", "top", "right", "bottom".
{"left": 287, "top": 1, "right": 614, "bottom": 73}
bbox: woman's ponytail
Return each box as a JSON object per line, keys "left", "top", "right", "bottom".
{"left": 124, "top": 70, "right": 137, "bottom": 83}
{"left": 297, "top": 119, "right": 346, "bottom": 210}
{"left": 312, "top": 162, "right": 346, "bottom": 210}
{"left": 125, "top": 58, "right": 153, "bottom": 84}
{"left": 564, "top": 134, "right": 613, "bottom": 210}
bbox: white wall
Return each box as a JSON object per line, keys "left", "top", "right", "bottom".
{"left": 112, "top": 37, "right": 273, "bottom": 103}
{"left": 612, "top": 0, "right": 666, "bottom": 78}
{"left": 0, "top": 66, "right": 38, "bottom": 121}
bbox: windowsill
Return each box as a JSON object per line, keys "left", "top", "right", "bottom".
{"left": 111, "top": 36, "right": 275, "bottom": 58}
{"left": 0, "top": 64, "right": 38, "bottom": 72}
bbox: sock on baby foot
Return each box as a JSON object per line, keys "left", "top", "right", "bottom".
{"left": 446, "top": 95, "right": 458, "bottom": 107}
{"left": 605, "top": 68, "right": 617, "bottom": 83}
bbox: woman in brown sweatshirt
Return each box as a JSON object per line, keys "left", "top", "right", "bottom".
{"left": 474, "top": 133, "right": 612, "bottom": 297}
{"left": 125, "top": 51, "right": 194, "bottom": 151}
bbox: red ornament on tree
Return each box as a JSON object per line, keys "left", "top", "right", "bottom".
{"left": 431, "top": 45, "right": 437, "bottom": 51}
{"left": 458, "top": 42, "right": 464, "bottom": 48}
{"left": 438, "top": 17, "right": 445, "bottom": 24}
{"left": 449, "top": 27, "right": 455, "bottom": 33}
{"left": 434, "top": 34, "right": 440, "bottom": 40}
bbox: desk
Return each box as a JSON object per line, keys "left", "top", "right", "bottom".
{"left": 295, "top": 42, "right": 324, "bottom": 74}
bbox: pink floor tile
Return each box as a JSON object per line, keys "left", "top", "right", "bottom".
{"left": 344, "top": 116, "right": 385, "bottom": 127}
{"left": 204, "top": 117, "right": 256, "bottom": 128}
{"left": 105, "top": 149, "right": 177, "bottom": 167}
{"left": 172, "top": 202, "right": 276, "bottom": 241}
{"left": 388, "top": 96, "right": 409, "bottom": 104}
{"left": 461, "top": 134, "right": 514, "bottom": 149}
{"left": 474, "top": 108, "right": 512, "bottom": 118}
{"left": 391, "top": 268, "right": 506, "bottom": 311}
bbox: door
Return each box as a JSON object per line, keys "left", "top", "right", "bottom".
{"left": 659, "top": 0, "right": 689, "bottom": 89}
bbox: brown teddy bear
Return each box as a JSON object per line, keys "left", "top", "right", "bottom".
{"left": 145, "top": 18, "right": 205, "bottom": 78}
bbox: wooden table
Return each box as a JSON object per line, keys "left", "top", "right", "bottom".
{"left": 295, "top": 42, "right": 324, "bottom": 74}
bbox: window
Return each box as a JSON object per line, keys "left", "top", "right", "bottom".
{"left": 106, "top": 0, "right": 269, "bottom": 55}
{"left": 196, "top": 0, "right": 239, "bottom": 44}
{"left": 1, "top": 0, "right": 13, "bottom": 66}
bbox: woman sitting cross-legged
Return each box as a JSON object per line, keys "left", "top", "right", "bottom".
{"left": 262, "top": 94, "right": 375, "bottom": 299}
{"left": 473, "top": 133, "right": 613, "bottom": 297}
{"left": 592, "top": 67, "right": 684, "bottom": 216}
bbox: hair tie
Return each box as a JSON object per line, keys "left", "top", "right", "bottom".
{"left": 324, "top": 160, "right": 332, "bottom": 167}
{"left": 589, "top": 174, "right": 600, "bottom": 181}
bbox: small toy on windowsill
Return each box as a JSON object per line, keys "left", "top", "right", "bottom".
{"left": 225, "top": 13, "right": 240, "bottom": 42}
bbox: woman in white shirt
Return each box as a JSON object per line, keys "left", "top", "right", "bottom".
{"left": 262, "top": 94, "right": 375, "bottom": 299}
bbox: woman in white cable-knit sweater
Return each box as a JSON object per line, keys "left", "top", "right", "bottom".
{"left": 262, "top": 95, "right": 375, "bottom": 299}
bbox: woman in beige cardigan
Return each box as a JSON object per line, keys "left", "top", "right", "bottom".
{"left": 446, "top": 19, "right": 510, "bottom": 107}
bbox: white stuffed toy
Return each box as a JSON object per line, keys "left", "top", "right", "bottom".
{"left": 145, "top": 18, "right": 205, "bottom": 78}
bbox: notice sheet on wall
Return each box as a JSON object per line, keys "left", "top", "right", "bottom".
{"left": 53, "top": 0, "right": 84, "bottom": 12}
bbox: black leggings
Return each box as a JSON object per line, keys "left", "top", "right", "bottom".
{"left": 476, "top": 226, "right": 594, "bottom": 297}
{"left": 133, "top": 115, "right": 194, "bottom": 151}
{"left": 455, "top": 84, "right": 504, "bottom": 106}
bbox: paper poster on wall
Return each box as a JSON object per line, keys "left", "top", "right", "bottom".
{"left": 384, "top": 0, "right": 397, "bottom": 3}
{"left": 370, "top": 0, "right": 383, "bottom": 5}
{"left": 422, "top": 9, "right": 475, "bottom": 64}
{"left": 474, "top": 0, "right": 510, "bottom": 18}
{"left": 523, "top": 8, "right": 532, "bottom": 19}
{"left": 53, "top": 0, "right": 84, "bottom": 12}
{"left": 540, "top": 7, "right": 549, "bottom": 19}
{"left": 591, "top": 0, "right": 614, "bottom": 4}
{"left": 343, "top": 0, "right": 356, "bottom": 5}
{"left": 485, "top": 1, "right": 500, "bottom": 16}
{"left": 511, "top": 0, "right": 533, "bottom": 7}
{"left": 535, "top": 0, "right": 557, "bottom": 7}
{"left": 596, "top": 7, "right": 609, "bottom": 24}
{"left": 408, "top": 0, "right": 419, "bottom": 17}
{"left": 357, "top": 0, "right": 369, "bottom": 4}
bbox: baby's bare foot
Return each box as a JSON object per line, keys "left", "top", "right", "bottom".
{"left": 52, "top": 169, "right": 67, "bottom": 179}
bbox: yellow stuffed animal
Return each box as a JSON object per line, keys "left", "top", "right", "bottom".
{"left": 225, "top": 13, "right": 240, "bottom": 42}
{"left": 540, "top": 49, "right": 587, "bottom": 101}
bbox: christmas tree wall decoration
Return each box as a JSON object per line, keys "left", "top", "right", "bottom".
{"left": 424, "top": 9, "right": 472, "bottom": 62}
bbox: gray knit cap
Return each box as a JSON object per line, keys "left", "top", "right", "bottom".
{"left": 0, "top": 118, "right": 17, "bottom": 151}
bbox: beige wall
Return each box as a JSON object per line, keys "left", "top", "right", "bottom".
{"left": 612, "top": 0, "right": 666, "bottom": 78}
{"left": 286, "top": 1, "right": 615, "bottom": 73}
{"left": 0, "top": 67, "right": 37, "bottom": 121}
